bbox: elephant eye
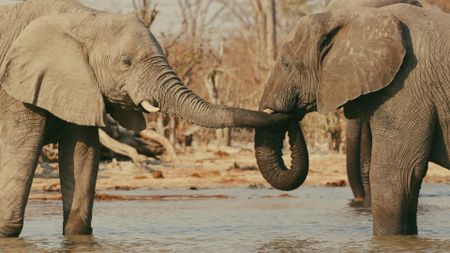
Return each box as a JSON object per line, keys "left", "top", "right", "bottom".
{"left": 121, "top": 55, "right": 133, "bottom": 67}
{"left": 282, "top": 57, "right": 292, "bottom": 72}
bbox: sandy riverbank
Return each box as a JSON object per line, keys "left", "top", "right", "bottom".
{"left": 30, "top": 147, "right": 448, "bottom": 200}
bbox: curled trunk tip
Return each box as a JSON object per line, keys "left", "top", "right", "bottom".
{"left": 255, "top": 121, "right": 309, "bottom": 191}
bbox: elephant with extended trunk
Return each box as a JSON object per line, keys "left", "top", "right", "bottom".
{"left": 326, "top": 0, "right": 425, "bottom": 206}
{"left": 0, "top": 0, "right": 289, "bottom": 237}
{"left": 255, "top": 3, "right": 450, "bottom": 235}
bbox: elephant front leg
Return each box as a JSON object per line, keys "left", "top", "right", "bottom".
{"left": 0, "top": 104, "right": 46, "bottom": 237}
{"left": 370, "top": 123, "right": 431, "bottom": 235}
{"left": 371, "top": 161, "right": 425, "bottom": 235}
{"left": 58, "top": 125, "right": 100, "bottom": 235}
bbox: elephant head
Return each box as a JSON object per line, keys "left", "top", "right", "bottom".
{"left": 0, "top": 9, "right": 290, "bottom": 132}
{"left": 255, "top": 8, "right": 406, "bottom": 190}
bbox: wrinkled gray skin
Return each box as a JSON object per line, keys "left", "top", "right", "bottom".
{"left": 255, "top": 4, "right": 450, "bottom": 235}
{"left": 346, "top": 119, "right": 372, "bottom": 206}
{"left": 327, "top": 0, "right": 424, "bottom": 207}
{"left": 0, "top": 0, "right": 289, "bottom": 237}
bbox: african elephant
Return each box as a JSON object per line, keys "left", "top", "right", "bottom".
{"left": 255, "top": 4, "right": 450, "bottom": 235}
{"left": 326, "top": 0, "right": 425, "bottom": 207}
{"left": 0, "top": 0, "right": 288, "bottom": 237}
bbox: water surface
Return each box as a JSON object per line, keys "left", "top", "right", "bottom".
{"left": 1, "top": 184, "right": 450, "bottom": 252}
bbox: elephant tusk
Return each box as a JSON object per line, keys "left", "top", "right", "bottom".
{"left": 263, "top": 108, "right": 275, "bottom": 114}
{"left": 141, "top": 101, "right": 160, "bottom": 113}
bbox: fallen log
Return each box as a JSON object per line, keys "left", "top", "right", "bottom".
{"left": 38, "top": 116, "right": 179, "bottom": 164}
{"left": 98, "top": 129, "right": 146, "bottom": 163}
{"left": 139, "top": 129, "right": 180, "bottom": 163}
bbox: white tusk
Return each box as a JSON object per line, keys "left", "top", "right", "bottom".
{"left": 263, "top": 108, "right": 275, "bottom": 114}
{"left": 141, "top": 101, "right": 160, "bottom": 113}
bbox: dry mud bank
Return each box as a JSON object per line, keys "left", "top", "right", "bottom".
{"left": 30, "top": 148, "right": 448, "bottom": 200}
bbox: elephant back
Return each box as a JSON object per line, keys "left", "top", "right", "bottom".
{"left": 0, "top": 0, "right": 91, "bottom": 66}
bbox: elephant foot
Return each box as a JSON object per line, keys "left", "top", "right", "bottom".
{"left": 64, "top": 223, "right": 93, "bottom": 236}
{"left": 373, "top": 222, "right": 417, "bottom": 235}
{"left": 0, "top": 219, "right": 24, "bottom": 237}
{"left": 354, "top": 197, "right": 365, "bottom": 202}
{"left": 63, "top": 209, "right": 93, "bottom": 236}
{"left": 349, "top": 197, "right": 371, "bottom": 208}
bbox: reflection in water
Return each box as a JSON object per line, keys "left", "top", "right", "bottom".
{"left": 258, "top": 238, "right": 326, "bottom": 252}
{"left": 369, "top": 236, "right": 450, "bottom": 252}
{"left": 0, "top": 238, "right": 39, "bottom": 253}
{"left": 60, "top": 236, "right": 101, "bottom": 252}
{"left": 257, "top": 235, "right": 450, "bottom": 252}
{"left": 0, "top": 185, "right": 449, "bottom": 252}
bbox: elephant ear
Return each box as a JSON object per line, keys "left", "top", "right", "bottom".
{"left": 0, "top": 16, "right": 106, "bottom": 127}
{"left": 317, "top": 11, "right": 406, "bottom": 113}
{"left": 109, "top": 107, "right": 146, "bottom": 133}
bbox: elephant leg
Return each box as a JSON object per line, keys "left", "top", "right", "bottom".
{"left": 370, "top": 161, "right": 426, "bottom": 234}
{"left": 370, "top": 117, "right": 433, "bottom": 235}
{"left": 359, "top": 120, "right": 372, "bottom": 205}
{"left": 346, "top": 118, "right": 365, "bottom": 202}
{"left": 0, "top": 102, "right": 46, "bottom": 237}
{"left": 58, "top": 124, "right": 100, "bottom": 235}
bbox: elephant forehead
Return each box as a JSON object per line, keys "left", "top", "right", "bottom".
{"left": 124, "top": 36, "right": 164, "bottom": 61}
{"left": 288, "top": 13, "right": 334, "bottom": 43}
{"left": 94, "top": 13, "right": 146, "bottom": 36}
{"left": 94, "top": 17, "right": 162, "bottom": 57}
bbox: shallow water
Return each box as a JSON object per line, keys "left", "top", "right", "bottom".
{"left": 1, "top": 184, "right": 450, "bottom": 252}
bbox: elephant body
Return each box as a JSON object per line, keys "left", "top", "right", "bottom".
{"left": 0, "top": 0, "right": 288, "bottom": 237}
{"left": 255, "top": 4, "right": 450, "bottom": 235}
{"left": 0, "top": 0, "right": 93, "bottom": 237}
{"left": 327, "top": 0, "right": 428, "bottom": 206}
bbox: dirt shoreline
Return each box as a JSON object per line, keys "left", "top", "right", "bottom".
{"left": 30, "top": 148, "right": 449, "bottom": 200}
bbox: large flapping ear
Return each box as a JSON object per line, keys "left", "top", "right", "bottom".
{"left": 317, "top": 10, "right": 406, "bottom": 113}
{"left": 0, "top": 15, "right": 106, "bottom": 127}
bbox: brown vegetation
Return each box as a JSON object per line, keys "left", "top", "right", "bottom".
{"left": 427, "top": 0, "right": 450, "bottom": 12}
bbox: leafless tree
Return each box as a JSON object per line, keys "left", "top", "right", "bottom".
{"left": 178, "top": 0, "right": 225, "bottom": 46}
{"left": 426, "top": 0, "right": 450, "bottom": 12}
{"left": 251, "top": 0, "right": 277, "bottom": 60}
{"left": 133, "top": 0, "right": 158, "bottom": 28}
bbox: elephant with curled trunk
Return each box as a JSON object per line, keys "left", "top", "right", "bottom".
{"left": 0, "top": 0, "right": 289, "bottom": 237}
{"left": 255, "top": 3, "right": 450, "bottom": 235}
{"left": 326, "top": 0, "right": 425, "bottom": 207}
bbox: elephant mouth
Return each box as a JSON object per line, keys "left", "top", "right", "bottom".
{"left": 105, "top": 101, "right": 141, "bottom": 112}
{"left": 262, "top": 108, "right": 306, "bottom": 121}
{"left": 104, "top": 92, "right": 147, "bottom": 112}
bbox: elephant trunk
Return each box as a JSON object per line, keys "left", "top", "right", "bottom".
{"left": 254, "top": 121, "right": 309, "bottom": 191}
{"left": 138, "top": 56, "right": 290, "bottom": 128}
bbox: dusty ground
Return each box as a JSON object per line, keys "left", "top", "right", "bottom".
{"left": 30, "top": 146, "right": 449, "bottom": 200}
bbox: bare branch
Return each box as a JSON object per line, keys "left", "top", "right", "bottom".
{"left": 140, "top": 130, "right": 180, "bottom": 163}
{"left": 133, "top": 0, "right": 158, "bottom": 28}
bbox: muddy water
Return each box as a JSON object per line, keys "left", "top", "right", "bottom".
{"left": 1, "top": 185, "right": 450, "bottom": 252}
